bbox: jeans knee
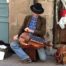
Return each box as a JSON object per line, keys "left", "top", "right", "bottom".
{"left": 10, "top": 42, "right": 14, "bottom": 48}
{"left": 39, "top": 56, "right": 46, "bottom": 61}
{"left": 37, "top": 48, "right": 46, "bottom": 61}
{"left": 10, "top": 41, "right": 18, "bottom": 48}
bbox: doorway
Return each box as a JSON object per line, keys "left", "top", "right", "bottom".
{"left": 0, "top": 0, "right": 9, "bottom": 43}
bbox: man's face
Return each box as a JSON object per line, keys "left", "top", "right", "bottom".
{"left": 32, "top": 12, "right": 39, "bottom": 17}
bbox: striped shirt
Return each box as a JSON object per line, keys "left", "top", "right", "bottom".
{"left": 28, "top": 16, "right": 37, "bottom": 30}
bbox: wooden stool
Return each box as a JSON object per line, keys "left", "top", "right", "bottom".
{"left": 24, "top": 48, "right": 37, "bottom": 62}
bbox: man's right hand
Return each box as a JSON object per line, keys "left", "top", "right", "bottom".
{"left": 24, "top": 27, "right": 34, "bottom": 33}
{"left": 13, "top": 35, "right": 18, "bottom": 40}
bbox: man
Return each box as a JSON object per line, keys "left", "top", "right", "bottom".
{"left": 10, "top": 3, "right": 46, "bottom": 62}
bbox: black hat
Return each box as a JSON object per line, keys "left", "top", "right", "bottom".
{"left": 30, "top": 3, "right": 44, "bottom": 14}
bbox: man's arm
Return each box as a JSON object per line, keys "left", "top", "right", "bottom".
{"left": 18, "top": 16, "right": 28, "bottom": 38}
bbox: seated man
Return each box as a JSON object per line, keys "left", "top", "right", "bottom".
{"left": 10, "top": 3, "right": 47, "bottom": 62}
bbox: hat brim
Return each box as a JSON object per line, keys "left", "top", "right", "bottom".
{"left": 30, "top": 5, "right": 44, "bottom": 14}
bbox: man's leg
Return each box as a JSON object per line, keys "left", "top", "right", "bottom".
{"left": 37, "top": 48, "right": 46, "bottom": 61}
{"left": 10, "top": 40, "right": 31, "bottom": 61}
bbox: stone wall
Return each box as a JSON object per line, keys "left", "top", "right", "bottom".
{"left": 38, "top": 0, "right": 54, "bottom": 42}
{"left": 9, "top": 0, "right": 54, "bottom": 42}
{"left": 9, "top": 0, "right": 33, "bottom": 42}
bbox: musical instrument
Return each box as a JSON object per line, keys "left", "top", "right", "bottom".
{"left": 18, "top": 32, "right": 53, "bottom": 61}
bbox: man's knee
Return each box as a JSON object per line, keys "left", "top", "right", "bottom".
{"left": 10, "top": 41, "right": 18, "bottom": 48}
{"left": 39, "top": 55, "right": 46, "bottom": 61}
{"left": 37, "top": 48, "right": 46, "bottom": 61}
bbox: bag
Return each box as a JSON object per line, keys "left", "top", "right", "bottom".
{"left": 0, "top": 40, "right": 13, "bottom": 60}
{"left": 55, "top": 44, "right": 66, "bottom": 64}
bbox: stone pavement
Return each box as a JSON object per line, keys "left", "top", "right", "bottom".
{"left": 0, "top": 54, "right": 66, "bottom": 66}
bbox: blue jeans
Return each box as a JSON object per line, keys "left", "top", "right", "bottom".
{"left": 10, "top": 40, "right": 30, "bottom": 60}
{"left": 37, "top": 48, "right": 46, "bottom": 61}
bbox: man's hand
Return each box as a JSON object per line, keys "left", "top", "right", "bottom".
{"left": 18, "top": 36, "right": 30, "bottom": 46}
{"left": 24, "top": 27, "right": 34, "bottom": 33}
{"left": 13, "top": 35, "right": 18, "bottom": 40}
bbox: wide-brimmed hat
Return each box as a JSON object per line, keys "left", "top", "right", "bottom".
{"left": 30, "top": 3, "right": 44, "bottom": 14}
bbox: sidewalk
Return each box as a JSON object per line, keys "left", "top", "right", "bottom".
{"left": 0, "top": 54, "right": 66, "bottom": 66}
